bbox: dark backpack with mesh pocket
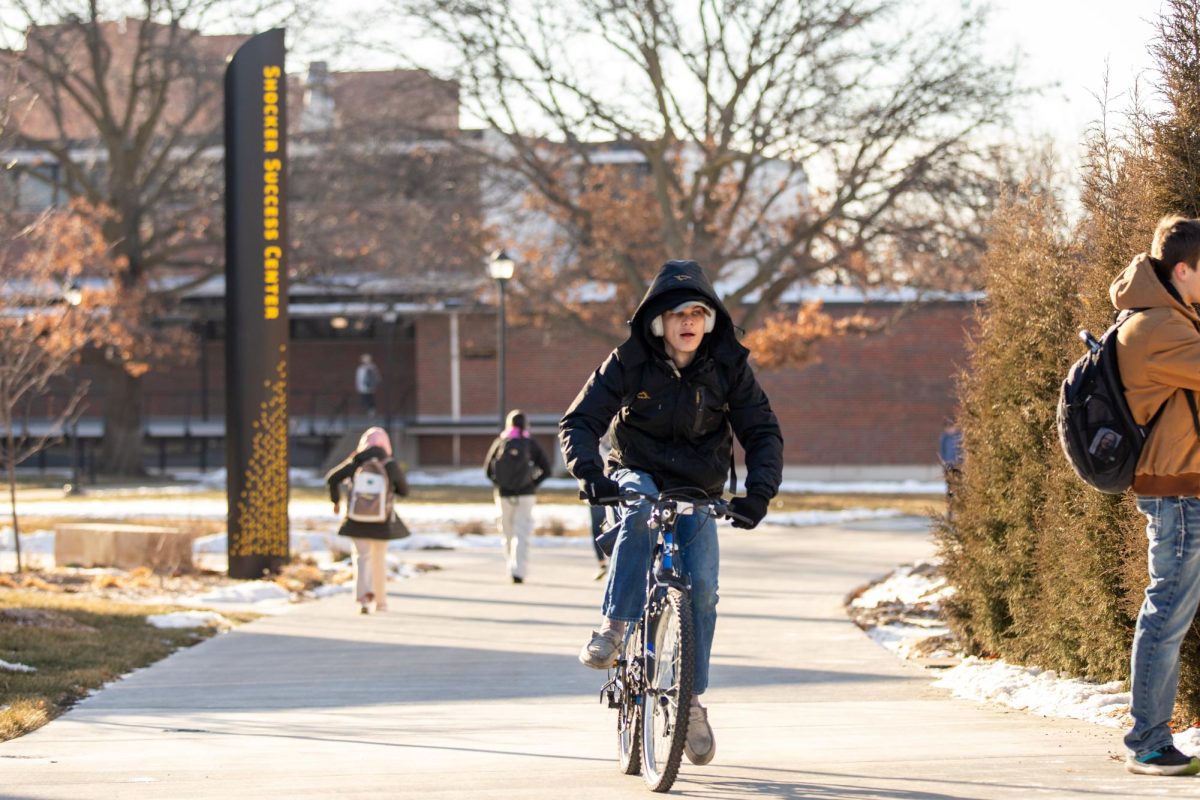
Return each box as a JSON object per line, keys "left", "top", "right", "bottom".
{"left": 1057, "top": 309, "right": 1197, "bottom": 494}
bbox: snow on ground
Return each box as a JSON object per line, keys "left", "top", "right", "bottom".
{"left": 775, "top": 508, "right": 905, "bottom": 527}
{"left": 852, "top": 559, "right": 1200, "bottom": 752}
{"left": 778, "top": 479, "right": 944, "bottom": 494}
{"left": 865, "top": 623, "right": 952, "bottom": 659}
{"left": 192, "top": 581, "right": 291, "bottom": 604}
{"left": 934, "top": 657, "right": 1132, "bottom": 728}
{"left": 851, "top": 562, "right": 955, "bottom": 609}
{"left": 145, "top": 611, "right": 230, "bottom": 629}
{"left": 0, "top": 658, "right": 37, "bottom": 673}
{"left": 152, "top": 467, "right": 946, "bottom": 495}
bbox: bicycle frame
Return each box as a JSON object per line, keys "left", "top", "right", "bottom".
{"left": 597, "top": 489, "right": 743, "bottom": 791}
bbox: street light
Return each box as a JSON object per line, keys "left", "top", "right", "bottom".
{"left": 488, "top": 249, "right": 515, "bottom": 428}
{"left": 61, "top": 280, "right": 85, "bottom": 496}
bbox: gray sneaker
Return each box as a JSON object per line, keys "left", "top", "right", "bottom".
{"left": 684, "top": 704, "right": 715, "bottom": 765}
{"left": 579, "top": 629, "right": 622, "bottom": 669}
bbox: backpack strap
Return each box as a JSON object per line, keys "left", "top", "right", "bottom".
{"left": 1185, "top": 389, "right": 1200, "bottom": 438}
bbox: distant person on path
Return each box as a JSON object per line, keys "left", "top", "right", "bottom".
{"left": 356, "top": 354, "right": 381, "bottom": 417}
{"left": 1111, "top": 216, "right": 1200, "bottom": 776}
{"left": 325, "top": 426, "right": 410, "bottom": 614}
{"left": 938, "top": 419, "right": 963, "bottom": 504}
{"left": 559, "top": 258, "right": 783, "bottom": 767}
{"left": 484, "top": 410, "right": 552, "bottom": 584}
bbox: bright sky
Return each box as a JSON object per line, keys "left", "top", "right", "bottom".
{"left": 973, "top": 0, "right": 1163, "bottom": 163}
{"left": 296, "top": 0, "right": 1166, "bottom": 173}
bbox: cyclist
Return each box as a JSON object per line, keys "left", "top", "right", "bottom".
{"left": 559, "top": 258, "right": 783, "bottom": 766}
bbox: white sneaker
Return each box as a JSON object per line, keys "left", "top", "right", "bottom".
{"left": 684, "top": 703, "right": 715, "bottom": 765}
{"left": 578, "top": 629, "right": 622, "bottom": 669}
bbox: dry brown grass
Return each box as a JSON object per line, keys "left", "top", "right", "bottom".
{"left": 0, "top": 590, "right": 257, "bottom": 742}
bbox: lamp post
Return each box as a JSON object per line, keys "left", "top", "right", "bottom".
{"left": 488, "top": 250, "right": 515, "bottom": 428}
{"left": 62, "top": 281, "right": 85, "bottom": 496}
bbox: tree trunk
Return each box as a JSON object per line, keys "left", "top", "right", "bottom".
{"left": 98, "top": 364, "right": 146, "bottom": 476}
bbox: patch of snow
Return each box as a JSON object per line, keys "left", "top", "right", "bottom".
{"left": 311, "top": 583, "right": 351, "bottom": 598}
{"left": 389, "top": 533, "right": 590, "bottom": 551}
{"left": 0, "top": 529, "right": 54, "bottom": 554}
{"left": 146, "top": 610, "right": 230, "bottom": 629}
{"left": 192, "top": 581, "right": 290, "bottom": 604}
{"left": 165, "top": 467, "right": 326, "bottom": 489}
{"left": 866, "top": 623, "right": 953, "bottom": 659}
{"left": 934, "top": 657, "right": 1132, "bottom": 728}
{"left": 0, "top": 658, "right": 37, "bottom": 673}
{"left": 852, "top": 562, "right": 955, "bottom": 609}
{"left": 771, "top": 508, "right": 904, "bottom": 527}
{"left": 778, "top": 479, "right": 945, "bottom": 494}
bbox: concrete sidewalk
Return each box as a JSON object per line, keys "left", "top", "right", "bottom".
{"left": 2, "top": 516, "right": 1195, "bottom": 799}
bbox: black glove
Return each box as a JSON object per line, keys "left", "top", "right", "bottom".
{"left": 729, "top": 494, "right": 769, "bottom": 529}
{"left": 581, "top": 476, "right": 622, "bottom": 506}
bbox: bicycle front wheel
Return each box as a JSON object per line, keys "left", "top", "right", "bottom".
{"left": 640, "top": 587, "right": 694, "bottom": 792}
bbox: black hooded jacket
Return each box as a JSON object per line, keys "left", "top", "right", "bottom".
{"left": 558, "top": 259, "right": 784, "bottom": 500}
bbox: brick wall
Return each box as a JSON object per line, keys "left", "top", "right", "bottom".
{"left": 413, "top": 303, "right": 976, "bottom": 466}
{"left": 756, "top": 303, "right": 976, "bottom": 465}
{"left": 414, "top": 312, "right": 614, "bottom": 418}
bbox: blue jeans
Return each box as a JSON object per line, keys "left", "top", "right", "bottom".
{"left": 1127, "top": 496, "right": 1200, "bottom": 755}
{"left": 601, "top": 468, "right": 720, "bottom": 694}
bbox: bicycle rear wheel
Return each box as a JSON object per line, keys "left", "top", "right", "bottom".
{"left": 617, "top": 623, "right": 643, "bottom": 775}
{"left": 640, "top": 587, "right": 694, "bottom": 792}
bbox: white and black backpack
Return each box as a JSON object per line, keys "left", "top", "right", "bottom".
{"left": 346, "top": 457, "right": 393, "bottom": 522}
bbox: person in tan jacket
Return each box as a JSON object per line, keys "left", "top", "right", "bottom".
{"left": 1111, "top": 216, "right": 1200, "bottom": 776}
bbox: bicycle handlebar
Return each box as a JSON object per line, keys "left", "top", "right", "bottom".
{"left": 577, "top": 488, "right": 755, "bottom": 527}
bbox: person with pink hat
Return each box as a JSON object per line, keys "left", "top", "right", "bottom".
{"left": 324, "top": 426, "right": 410, "bottom": 613}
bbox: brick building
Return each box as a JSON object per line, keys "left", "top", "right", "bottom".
{"left": 1, "top": 18, "right": 977, "bottom": 478}
{"left": 401, "top": 298, "right": 975, "bottom": 478}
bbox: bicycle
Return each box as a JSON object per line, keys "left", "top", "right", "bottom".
{"left": 590, "top": 487, "right": 750, "bottom": 793}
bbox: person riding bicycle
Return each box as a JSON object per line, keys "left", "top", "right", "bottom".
{"left": 559, "top": 258, "right": 784, "bottom": 766}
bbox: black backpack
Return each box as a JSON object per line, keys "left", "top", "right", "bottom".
{"left": 1057, "top": 309, "right": 1197, "bottom": 493}
{"left": 492, "top": 438, "right": 536, "bottom": 493}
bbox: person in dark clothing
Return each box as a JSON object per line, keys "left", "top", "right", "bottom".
{"left": 559, "top": 259, "right": 784, "bottom": 766}
{"left": 938, "top": 419, "right": 963, "bottom": 509}
{"left": 325, "top": 427, "right": 410, "bottom": 614}
{"left": 484, "top": 410, "right": 553, "bottom": 583}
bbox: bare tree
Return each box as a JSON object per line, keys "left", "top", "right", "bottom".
{"left": 0, "top": 201, "right": 118, "bottom": 571}
{"left": 288, "top": 68, "right": 488, "bottom": 293}
{"left": 389, "top": 0, "right": 1018, "bottom": 341}
{"left": 0, "top": 0, "right": 304, "bottom": 474}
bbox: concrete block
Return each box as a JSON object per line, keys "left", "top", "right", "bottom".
{"left": 55, "top": 523, "right": 200, "bottom": 572}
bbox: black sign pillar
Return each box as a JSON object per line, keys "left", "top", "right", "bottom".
{"left": 224, "top": 29, "right": 289, "bottom": 578}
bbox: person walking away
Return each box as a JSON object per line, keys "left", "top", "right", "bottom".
{"left": 355, "top": 354, "right": 381, "bottom": 417}
{"left": 484, "top": 410, "right": 551, "bottom": 583}
{"left": 1111, "top": 216, "right": 1200, "bottom": 776}
{"left": 938, "top": 419, "right": 963, "bottom": 508}
{"left": 325, "top": 426, "right": 410, "bottom": 613}
{"left": 559, "top": 258, "right": 784, "bottom": 767}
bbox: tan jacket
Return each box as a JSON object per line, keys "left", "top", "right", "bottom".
{"left": 1111, "top": 254, "right": 1200, "bottom": 495}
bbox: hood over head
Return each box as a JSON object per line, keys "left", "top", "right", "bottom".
{"left": 357, "top": 426, "right": 392, "bottom": 456}
{"left": 1111, "top": 253, "right": 1200, "bottom": 325}
{"left": 622, "top": 260, "right": 745, "bottom": 365}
